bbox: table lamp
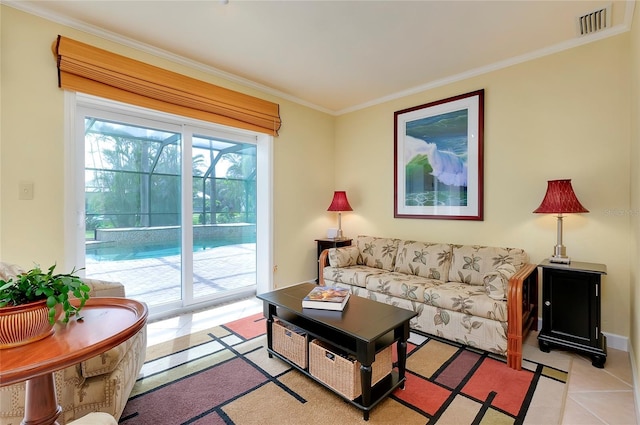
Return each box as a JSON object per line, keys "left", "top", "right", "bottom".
{"left": 327, "top": 191, "right": 353, "bottom": 240}
{"left": 533, "top": 179, "right": 589, "bottom": 264}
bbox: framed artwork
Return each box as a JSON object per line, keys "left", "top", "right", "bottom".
{"left": 394, "top": 89, "right": 484, "bottom": 220}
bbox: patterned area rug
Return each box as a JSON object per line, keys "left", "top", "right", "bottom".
{"left": 120, "top": 313, "right": 570, "bottom": 424}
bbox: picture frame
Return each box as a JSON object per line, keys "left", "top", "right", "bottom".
{"left": 394, "top": 89, "right": 484, "bottom": 220}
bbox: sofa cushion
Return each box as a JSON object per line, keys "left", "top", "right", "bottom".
{"left": 328, "top": 246, "right": 359, "bottom": 268}
{"left": 0, "top": 262, "right": 24, "bottom": 280}
{"left": 323, "top": 265, "right": 387, "bottom": 288}
{"left": 448, "top": 245, "right": 528, "bottom": 285}
{"left": 394, "top": 241, "right": 451, "bottom": 280}
{"left": 364, "top": 271, "right": 442, "bottom": 302}
{"left": 423, "top": 281, "right": 508, "bottom": 321}
{"left": 355, "top": 236, "right": 401, "bottom": 271}
{"left": 483, "top": 263, "right": 517, "bottom": 300}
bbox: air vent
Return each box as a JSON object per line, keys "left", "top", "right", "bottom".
{"left": 577, "top": 4, "right": 611, "bottom": 36}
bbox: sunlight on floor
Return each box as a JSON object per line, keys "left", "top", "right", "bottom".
{"left": 145, "top": 297, "right": 262, "bottom": 347}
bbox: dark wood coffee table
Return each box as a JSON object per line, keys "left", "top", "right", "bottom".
{"left": 257, "top": 283, "right": 417, "bottom": 421}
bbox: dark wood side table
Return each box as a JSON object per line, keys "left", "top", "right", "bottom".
{"left": 315, "top": 238, "right": 352, "bottom": 282}
{"left": 538, "top": 259, "right": 607, "bottom": 368}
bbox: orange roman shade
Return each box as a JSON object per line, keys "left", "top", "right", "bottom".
{"left": 53, "top": 35, "right": 281, "bottom": 136}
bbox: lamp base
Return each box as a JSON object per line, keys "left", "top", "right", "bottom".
{"left": 334, "top": 228, "right": 347, "bottom": 241}
{"left": 549, "top": 255, "right": 571, "bottom": 264}
{"left": 550, "top": 240, "right": 570, "bottom": 264}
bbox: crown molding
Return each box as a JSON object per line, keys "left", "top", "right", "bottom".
{"left": 4, "top": 0, "right": 635, "bottom": 117}
{"left": 2, "top": 0, "right": 335, "bottom": 115}
{"left": 338, "top": 2, "right": 635, "bottom": 115}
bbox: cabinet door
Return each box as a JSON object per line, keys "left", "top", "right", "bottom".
{"left": 542, "top": 268, "right": 600, "bottom": 348}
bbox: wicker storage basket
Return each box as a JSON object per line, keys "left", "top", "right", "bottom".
{"left": 272, "top": 319, "right": 308, "bottom": 369}
{"left": 309, "top": 339, "right": 392, "bottom": 399}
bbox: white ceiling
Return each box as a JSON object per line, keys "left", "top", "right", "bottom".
{"left": 7, "top": 0, "right": 634, "bottom": 114}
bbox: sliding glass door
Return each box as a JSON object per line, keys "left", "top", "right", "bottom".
{"left": 74, "top": 98, "right": 262, "bottom": 317}
{"left": 83, "top": 115, "right": 184, "bottom": 307}
{"left": 190, "top": 134, "right": 257, "bottom": 301}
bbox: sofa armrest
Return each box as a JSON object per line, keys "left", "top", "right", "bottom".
{"left": 318, "top": 249, "right": 330, "bottom": 286}
{"left": 0, "top": 261, "right": 125, "bottom": 298}
{"left": 82, "top": 277, "right": 125, "bottom": 298}
{"left": 506, "top": 263, "right": 538, "bottom": 370}
{"left": 80, "top": 329, "right": 137, "bottom": 378}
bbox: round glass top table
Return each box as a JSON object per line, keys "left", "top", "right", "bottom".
{"left": 0, "top": 297, "right": 148, "bottom": 425}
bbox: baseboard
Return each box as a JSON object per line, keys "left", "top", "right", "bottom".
{"left": 536, "top": 318, "right": 629, "bottom": 352}
{"left": 630, "top": 344, "right": 640, "bottom": 424}
{"left": 603, "top": 331, "right": 630, "bottom": 351}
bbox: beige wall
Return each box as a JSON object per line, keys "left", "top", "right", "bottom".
{"left": 0, "top": 5, "right": 3, "bottom": 260}
{"left": 630, "top": 0, "right": 640, "bottom": 405}
{"left": 335, "top": 35, "right": 632, "bottom": 339}
{"left": 1, "top": 5, "right": 636, "bottom": 346}
{"left": 0, "top": 6, "right": 335, "bottom": 286}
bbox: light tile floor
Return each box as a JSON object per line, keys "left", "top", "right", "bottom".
{"left": 560, "top": 347, "right": 638, "bottom": 424}
{"left": 145, "top": 296, "right": 638, "bottom": 425}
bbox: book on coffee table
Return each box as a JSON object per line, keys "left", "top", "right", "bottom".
{"left": 302, "top": 286, "right": 350, "bottom": 311}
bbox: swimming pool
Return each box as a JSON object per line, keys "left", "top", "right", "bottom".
{"left": 86, "top": 238, "right": 255, "bottom": 261}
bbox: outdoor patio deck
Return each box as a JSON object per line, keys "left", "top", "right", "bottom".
{"left": 85, "top": 243, "right": 256, "bottom": 308}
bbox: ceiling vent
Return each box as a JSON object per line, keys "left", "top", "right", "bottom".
{"left": 577, "top": 4, "right": 612, "bottom": 36}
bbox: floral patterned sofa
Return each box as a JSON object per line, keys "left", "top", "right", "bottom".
{"left": 319, "top": 236, "right": 538, "bottom": 370}
{"left": 0, "top": 262, "right": 147, "bottom": 424}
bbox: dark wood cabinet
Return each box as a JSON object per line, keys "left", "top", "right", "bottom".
{"left": 538, "top": 259, "right": 607, "bottom": 368}
{"left": 315, "top": 238, "right": 352, "bottom": 283}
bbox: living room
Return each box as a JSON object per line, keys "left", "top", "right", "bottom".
{"left": 1, "top": 0, "right": 639, "bottom": 423}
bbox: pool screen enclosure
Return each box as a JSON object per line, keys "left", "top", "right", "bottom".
{"left": 83, "top": 115, "right": 257, "bottom": 311}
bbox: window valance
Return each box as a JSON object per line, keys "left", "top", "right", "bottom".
{"left": 53, "top": 35, "right": 281, "bottom": 136}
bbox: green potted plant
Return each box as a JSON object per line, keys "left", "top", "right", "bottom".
{"left": 0, "top": 264, "right": 91, "bottom": 348}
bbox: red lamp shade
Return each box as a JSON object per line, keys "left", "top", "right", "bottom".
{"left": 533, "top": 179, "right": 589, "bottom": 214}
{"left": 327, "top": 191, "right": 353, "bottom": 212}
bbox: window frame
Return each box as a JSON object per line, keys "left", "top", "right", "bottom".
{"left": 64, "top": 92, "right": 273, "bottom": 318}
